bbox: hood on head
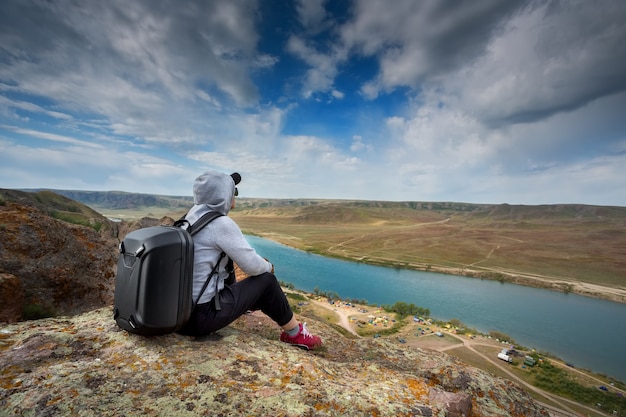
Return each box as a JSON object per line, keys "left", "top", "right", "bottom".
{"left": 192, "top": 170, "right": 240, "bottom": 215}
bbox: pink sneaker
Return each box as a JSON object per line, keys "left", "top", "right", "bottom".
{"left": 280, "top": 323, "right": 323, "bottom": 350}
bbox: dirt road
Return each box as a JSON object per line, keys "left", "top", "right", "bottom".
{"left": 310, "top": 299, "right": 360, "bottom": 337}
{"left": 309, "top": 298, "right": 619, "bottom": 417}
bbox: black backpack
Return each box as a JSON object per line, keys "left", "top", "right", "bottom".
{"left": 113, "top": 211, "right": 223, "bottom": 336}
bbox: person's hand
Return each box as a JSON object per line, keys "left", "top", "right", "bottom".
{"left": 264, "top": 257, "right": 275, "bottom": 274}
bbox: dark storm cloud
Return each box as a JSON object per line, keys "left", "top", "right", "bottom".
{"left": 340, "top": 0, "right": 527, "bottom": 85}
{"left": 494, "top": 0, "right": 626, "bottom": 125}
{"left": 339, "top": 0, "right": 626, "bottom": 126}
{"left": 397, "top": 0, "right": 528, "bottom": 79}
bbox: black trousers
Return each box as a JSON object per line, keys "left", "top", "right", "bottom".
{"left": 181, "top": 272, "right": 294, "bottom": 337}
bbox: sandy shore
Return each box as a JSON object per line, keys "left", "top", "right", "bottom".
{"left": 426, "top": 264, "right": 626, "bottom": 304}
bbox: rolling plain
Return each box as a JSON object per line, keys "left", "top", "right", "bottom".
{"left": 228, "top": 199, "right": 626, "bottom": 304}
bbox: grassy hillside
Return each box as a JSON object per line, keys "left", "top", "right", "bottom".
{"left": 0, "top": 189, "right": 110, "bottom": 231}
{"left": 230, "top": 199, "right": 626, "bottom": 297}
{"left": 30, "top": 189, "right": 195, "bottom": 221}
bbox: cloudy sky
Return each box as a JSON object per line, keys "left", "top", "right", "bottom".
{"left": 1, "top": 0, "right": 625, "bottom": 205}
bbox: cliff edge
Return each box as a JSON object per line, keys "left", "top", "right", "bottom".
{"left": 0, "top": 307, "right": 548, "bottom": 416}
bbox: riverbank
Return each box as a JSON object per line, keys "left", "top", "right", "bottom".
{"left": 363, "top": 256, "right": 626, "bottom": 305}
{"left": 251, "top": 231, "right": 626, "bottom": 305}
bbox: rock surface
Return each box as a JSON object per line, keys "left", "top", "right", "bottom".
{"left": 0, "top": 202, "right": 117, "bottom": 321}
{"left": 0, "top": 273, "right": 23, "bottom": 323}
{"left": 0, "top": 308, "right": 548, "bottom": 416}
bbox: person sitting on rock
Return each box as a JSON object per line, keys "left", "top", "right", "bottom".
{"left": 179, "top": 170, "right": 322, "bottom": 350}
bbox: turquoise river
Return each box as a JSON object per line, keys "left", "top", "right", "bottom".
{"left": 246, "top": 235, "right": 626, "bottom": 383}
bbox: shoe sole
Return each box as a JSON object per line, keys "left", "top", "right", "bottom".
{"left": 292, "top": 343, "right": 312, "bottom": 350}
{"left": 281, "top": 339, "right": 320, "bottom": 350}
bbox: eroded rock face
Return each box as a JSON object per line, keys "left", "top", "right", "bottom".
{"left": 115, "top": 216, "right": 176, "bottom": 241}
{"left": 0, "top": 308, "right": 548, "bottom": 416}
{"left": 0, "top": 202, "right": 117, "bottom": 321}
{"left": 0, "top": 273, "right": 23, "bottom": 323}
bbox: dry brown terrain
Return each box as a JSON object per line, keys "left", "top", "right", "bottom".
{"left": 230, "top": 199, "right": 626, "bottom": 304}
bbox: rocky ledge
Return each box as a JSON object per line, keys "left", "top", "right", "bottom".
{"left": 0, "top": 307, "right": 548, "bottom": 416}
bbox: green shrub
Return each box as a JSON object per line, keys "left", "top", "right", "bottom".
{"left": 22, "top": 304, "right": 57, "bottom": 320}
{"left": 382, "top": 301, "right": 430, "bottom": 319}
{"left": 489, "top": 330, "right": 515, "bottom": 344}
{"left": 448, "top": 319, "right": 479, "bottom": 335}
{"left": 533, "top": 361, "right": 626, "bottom": 414}
{"left": 50, "top": 210, "right": 103, "bottom": 231}
{"left": 285, "top": 291, "right": 307, "bottom": 301}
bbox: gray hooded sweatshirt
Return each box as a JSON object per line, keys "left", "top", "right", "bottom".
{"left": 185, "top": 171, "right": 272, "bottom": 305}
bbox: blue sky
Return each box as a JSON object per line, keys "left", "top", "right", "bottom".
{"left": 1, "top": 0, "right": 625, "bottom": 205}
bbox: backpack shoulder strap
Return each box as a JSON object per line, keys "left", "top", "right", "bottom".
{"left": 173, "top": 211, "right": 223, "bottom": 234}
{"left": 188, "top": 211, "right": 223, "bottom": 235}
{"left": 177, "top": 211, "right": 227, "bottom": 310}
{"left": 194, "top": 252, "right": 226, "bottom": 309}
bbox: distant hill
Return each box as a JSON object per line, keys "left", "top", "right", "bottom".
{"left": 234, "top": 197, "right": 626, "bottom": 223}
{"left": 1, "top": 188, "right": 112, "bottom": 232}
{"left": 12, "top": 189, "right": 626, "bottom": 228}
{"left": 2, "top": 188, "right": 104, "bottom": 216}
{"left": 12, "top": 190, "right": 626, "bottom": 229}
{"left": 25, "top": 189, "right": 194, "bottom": 211}
{"left": 235, "top": 198, "right": 487, "bottom": 211}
